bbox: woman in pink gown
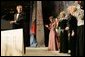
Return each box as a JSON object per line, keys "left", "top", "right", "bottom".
{"left": 45, "top": 16, "right": 59, "bottom": 51}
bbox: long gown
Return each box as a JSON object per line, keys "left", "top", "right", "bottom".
{"left": 48, "top": 22, "right": 59, "bottom": 51}
{"left": 59, "top": 19, "right": 68, "bottom": 53}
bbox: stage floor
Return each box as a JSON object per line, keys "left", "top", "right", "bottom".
{"left": 24, "top": 47, "right": 71, "bottom": 56}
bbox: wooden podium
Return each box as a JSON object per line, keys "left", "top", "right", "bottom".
{"left": 1, "top": 29, "right": 24, "bottom": 56}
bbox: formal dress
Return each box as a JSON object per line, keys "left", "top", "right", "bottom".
{"left": 48, "top": 22, "right": 59, "bottom": 51}
{"left": 59, "top": 19, "right": 68, "bottom": 53}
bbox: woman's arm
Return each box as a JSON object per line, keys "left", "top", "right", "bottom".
{"left": 45, "top": 24, "right": 51, "bottom": 30}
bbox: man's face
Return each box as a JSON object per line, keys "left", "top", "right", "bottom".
{"left": 16, "top": 6, "right": 23, "bottom": 13}
{"left": 67, "top": 6, "right": 75, "bottom": 14}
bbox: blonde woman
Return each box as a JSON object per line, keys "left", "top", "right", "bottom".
{"left": 58, "top": 11, "right": 68, "bottom": 53}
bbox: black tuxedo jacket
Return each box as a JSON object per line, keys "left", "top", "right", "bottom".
{"left": 13, "top": 12, "right": 26, "bottom": 29}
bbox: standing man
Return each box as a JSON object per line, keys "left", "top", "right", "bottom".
{"left": 10, "top": 5, "right": 28, "bottom": 53}
{"left": 67, "top": 6, "right": 77, "bottom": 56}
{"left": 10, "top": 5, "right": 26, "bottom": 29}
{"left": 73, "top": 3, "right": 84, "bottom": 56}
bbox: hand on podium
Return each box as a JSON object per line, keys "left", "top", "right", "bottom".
{"left": 10, "top": 21, "right": 16, "bottom": 24}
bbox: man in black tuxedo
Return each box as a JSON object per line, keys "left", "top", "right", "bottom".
{"left": 10, "top": 5, "right": 30, "bottom": 53}
{"left": 67, "top": 6, "right": 77, "bottom": 56}
{"left": 10, "top": 5, "right": 26, "bottom": 29}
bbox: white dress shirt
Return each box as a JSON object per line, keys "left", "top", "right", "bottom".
{"left": 16, "top": 13, "right": 19, "bottom": 21}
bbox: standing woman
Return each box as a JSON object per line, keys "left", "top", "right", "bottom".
{"left": 30, "top": 20, "right": 37, "bottom": 47}
{"left": 55, "top": 18, "right": 60, "bottom": 50}
{"left": 58, "top": 11, "right": 68, "bottom": 53}
{"left": 45, "top": 16, "right": 59, "bottom": 51}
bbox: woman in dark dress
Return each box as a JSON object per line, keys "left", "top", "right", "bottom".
{"left": 58, "top": 11, "right": 68, "bottom": 53}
